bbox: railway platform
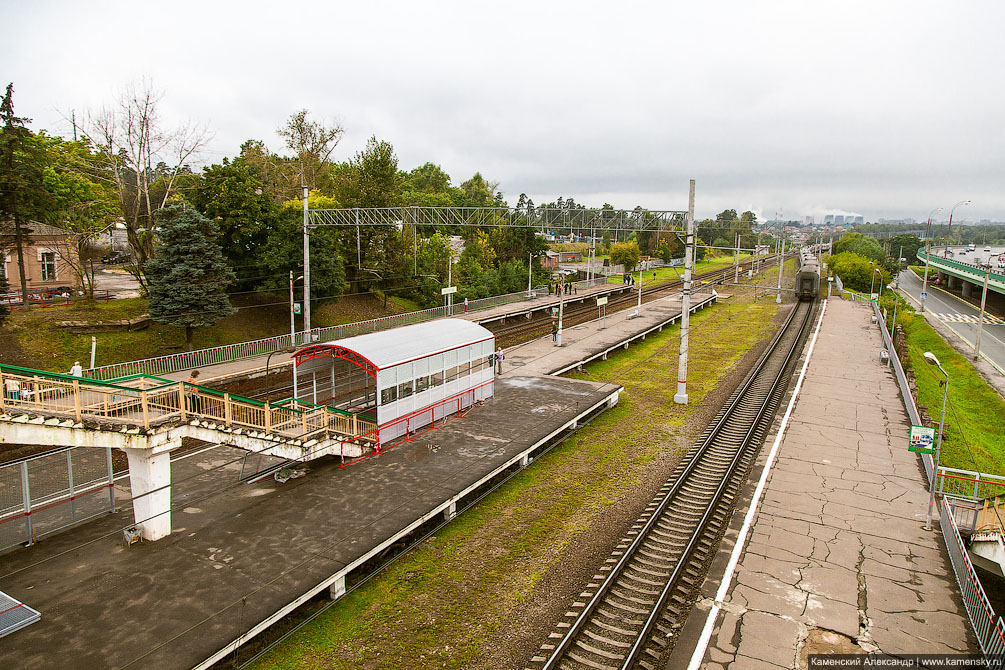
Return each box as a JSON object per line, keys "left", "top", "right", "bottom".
{"left": 675, "top": 299, "right": 978, "bottom": 668}
{"left": 0, "top": 375, "right": 620, "bottom": 669}
{"left": 500, "top": 288, "right": 716, "bottom": 377}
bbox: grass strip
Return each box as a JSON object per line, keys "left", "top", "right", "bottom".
{"left": 898, "top": 309, "right": 1005, "bottom": 475}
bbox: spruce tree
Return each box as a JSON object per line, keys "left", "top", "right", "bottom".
{"left": 145, "top": 204, "right": 236, "bottom": 351}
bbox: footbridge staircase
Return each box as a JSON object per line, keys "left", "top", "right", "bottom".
{"left": 0, "top": 364, "right": 376, "bottom": 541}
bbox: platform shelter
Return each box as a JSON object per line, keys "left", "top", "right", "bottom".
{"left": 292, "top": 319, "right": 496, "bottom": 447}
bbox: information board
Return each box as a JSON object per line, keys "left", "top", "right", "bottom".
{"left": 909, "top": 425, "right": 936, "bottom": 454}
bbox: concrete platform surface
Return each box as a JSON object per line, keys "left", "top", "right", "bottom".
{"left": 500, "top": 290, "right": 715, "bottom": 378}
{"left": 0, "top": 375, "right": 619, "bottom": 670}
{"left": 690, "top": 299, "right": 977, "bottom": 669}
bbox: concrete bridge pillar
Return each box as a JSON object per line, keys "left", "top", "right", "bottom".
{"left": 937, "top": 271, "right": 947, "bottom": 285}
{"left": 948, "top": 275, "right": 960, "bottom": 290}
{"left": 124, "top": 448, "right": 173, "bottom": 541}
{"left": 962, "top": 281, "right": 974, "bottom": 298}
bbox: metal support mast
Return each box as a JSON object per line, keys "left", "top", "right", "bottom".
{"left": 776, "top": 237, "right": 785, "bottom": 304}
{"left": 674, "top": 179, "right": 696, "bottom": 405}
{"left": 302, "top": 186, "right": 311, "bottom": 344}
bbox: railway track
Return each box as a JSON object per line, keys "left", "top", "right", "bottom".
{"left": 491, "top": 255, "right": 791, "bottom": 346}
{"left": 529, "top": 299, "right": 816, "bottom": 670}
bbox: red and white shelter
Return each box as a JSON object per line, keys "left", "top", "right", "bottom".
{"left": 292, "top": 319, "right": 495, "bottom": 446}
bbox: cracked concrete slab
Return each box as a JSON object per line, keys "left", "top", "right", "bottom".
{"left": 691, "top": 300, "right": 978, "bottom": 669}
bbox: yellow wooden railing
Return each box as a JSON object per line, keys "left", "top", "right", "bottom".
{"left": 0, "top": 365, "right": 376, "bottom": 447}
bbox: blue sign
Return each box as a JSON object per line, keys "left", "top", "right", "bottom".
{"left": 920, "top": 291, "right": 927, "bottom": 298}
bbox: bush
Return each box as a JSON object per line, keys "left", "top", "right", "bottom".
{"left": 828, "top": 252, "right": 891, "bottom": 293}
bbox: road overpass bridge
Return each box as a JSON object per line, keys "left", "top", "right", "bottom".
{"left": 917, "top": 249, "right": 1005, "bottom": 307}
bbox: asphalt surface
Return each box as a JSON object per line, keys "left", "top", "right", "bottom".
{"left": 897, "top": 269, "right": 1005, "bottom": 373}
{"left": 929, "top": 244, "right": 1005, "bottom": 268}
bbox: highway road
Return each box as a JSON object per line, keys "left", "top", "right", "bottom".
{"left": 897, "top": 269, "right": 1005, "bottom": 374}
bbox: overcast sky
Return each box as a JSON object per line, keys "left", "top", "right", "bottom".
{"left": 3, "top": 1, "right": 1004, "bottom": 223}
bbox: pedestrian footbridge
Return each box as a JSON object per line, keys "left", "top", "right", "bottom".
{"left": 0, "top": 364, "right": 376, "bottom": 541}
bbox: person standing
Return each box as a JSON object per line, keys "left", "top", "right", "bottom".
{"left": 551, "top": 320, "right": 558, "bottom": 343}
{"left": 495, "top": 347, "right": 505, "bottom": 374}
{"left": 186, "top": 370, "right": 201, "bottom": 413}
{"left": 69, "top": 361, "right": 83, "bottom": 378}
{"left": 4, "top": 376, "right": 20, "bottom": 400}
{"left": 464, "top": 297, "right": 469, "bottom": 313}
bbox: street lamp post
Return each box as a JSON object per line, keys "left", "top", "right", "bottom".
{"left": 974, "top": 261, "right": 991, "bottom": 361}
{"left": 870, "top": 267, "right": 883, "bottom": 302}
{"left": 888, "top": 247, "right": 903, "bottom": 366}
{"left": 921, "top": 207, "right": 943, "bottom": 314}
{"left": 923, "top": 352, "right": 949, "bottom": 531}
{"left": 945, "top": 200, "right": 971, "bottom": 254}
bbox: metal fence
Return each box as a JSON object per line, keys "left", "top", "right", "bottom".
{"left": 0, "top": 447, "right": 115, "bottom": 552}
{"left": 939, "top": 467, "right": 1005, "bottom": 502}
{"left": 874, "top": 301, "right": 1005, "bottom": 659}
{"left": 941, "top": 497, "right": 1005, "bottom": 657}
{"left": 85, "top": 285, "right": 547, "bottom": 381}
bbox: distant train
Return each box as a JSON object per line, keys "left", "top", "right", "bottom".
{"left": 795, "top": 249, "right": 821, "bottom": 301}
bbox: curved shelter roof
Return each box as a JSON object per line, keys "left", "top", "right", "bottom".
{"left": 293, "top": 318, "right": 495, "bottom": 378}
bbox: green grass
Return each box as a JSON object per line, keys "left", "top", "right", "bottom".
{"left": 247, "top": 297, "right": 780, "bottom": 669}
{"left": 898, "top": 309, "right": 1005, "bottom": 475}
{"left": 1, "top": 291, "right": 414, "bottom": 373}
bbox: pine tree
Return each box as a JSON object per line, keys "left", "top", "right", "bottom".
{"left": 145, "top": 204, "right": 236, "bottom": 351}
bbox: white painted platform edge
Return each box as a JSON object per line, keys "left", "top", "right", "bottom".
{"left": 687, "top": 300, "right": 828, "bottom": 670}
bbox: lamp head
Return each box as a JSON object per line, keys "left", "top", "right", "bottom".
{"left": 923, "top": 351, "right": 940, "bottom": 367}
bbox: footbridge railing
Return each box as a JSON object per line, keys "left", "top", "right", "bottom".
{"left": 0, "top": 364, "right": 375, "bottom": 446}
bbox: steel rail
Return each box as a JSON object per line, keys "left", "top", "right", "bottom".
{"left": 539, "top": 301, "right": 810, "bottom": 670}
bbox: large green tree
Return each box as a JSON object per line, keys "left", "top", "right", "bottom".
{"left": 0, "top": 83, "right": 49, "bottom": 305}
{"left": 333, "top": 137, "right": 405, "bottom": 293}
{"left": 145, "top": 205, "right": 236, "bottom": 350}
{"left": 886, "top": 234, "right": 924, "bottom": 266}
{"left": 190, "top": 158, "right": 278, "bottom": 287}
{"left": 610, "top": 241, "right": 641, "bottom": 272}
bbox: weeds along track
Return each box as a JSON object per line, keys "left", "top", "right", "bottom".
{"left": 491, "top": 256, "right": 788, "bottom": 346}
{"left": 528, "top": 299, "right": 815, "bottom": 670}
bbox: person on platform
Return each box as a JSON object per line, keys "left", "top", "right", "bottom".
{"left": 69, "top": 361, "right": 83, "bottom": 377}
{"left": 495, "top": 347, "right": 505, "bottom": 374}
{"left": 551, "top": 320, "right": 558, "bottom": 343}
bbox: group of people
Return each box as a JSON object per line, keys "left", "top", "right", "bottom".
{"left": 548, "top": 281, "right": 576, "bottom": 295}
{"left": 3, "top": 360, "right": 84, "bottom": 401}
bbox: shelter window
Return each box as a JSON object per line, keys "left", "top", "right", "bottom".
{"left": 431, "top": 370, "right": 444, "bottom": 387}
{"left": 416, "top": 375, "right": 430, "bottom": 393}
{"left": 381, "top": 386, "right": 397, "bottom": 404}
{"left": 398, "top": 380, "right": 413, "bottom": 399}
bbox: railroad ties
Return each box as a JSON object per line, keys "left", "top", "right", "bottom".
{"left": 529, "top": 300, "right": 815, "bottom": 670}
